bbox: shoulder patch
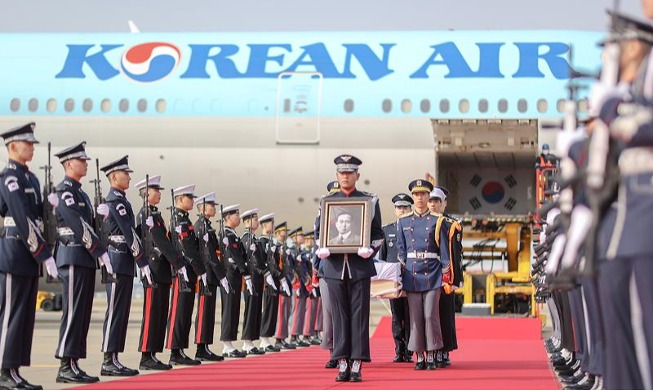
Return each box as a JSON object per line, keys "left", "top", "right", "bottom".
{"left": 61, "top": 191, "right": 75, "bottom": 206}
{"left": 4, "top": 176, "right": 19, "bottom": 192}
{"left": 116, "top": 203, "right": 127, "bottom": 216}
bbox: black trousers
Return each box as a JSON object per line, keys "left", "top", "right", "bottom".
{"left": 102, "top": 274, "right": 133, "bottom": 353}
{"left": 0, "top": 273, "right": 38, "bottom": 368}
{"left": 242, "top": 281, "right": 263, "bottom": 341}
{"left": 195, "top": 285, "right": 218, "bottom": 345}
{"left": 220, "top": 276, "right": 242, "bottom": 342}
{"left": 390, "top": 296, "right": 410, "bottom": 354}
{"left": 579, "top": 275, "right": 604, "bottom": 376}
{"left": 439, "top": 289, "right": 458, "bottom": 352}
{"left": 260, "top": 292, "right": 279, "bottom": 338}
{"left": 56, "top": 265, "right": 95, "bottom": 359}
{"left": 166, "top": 276, "right": 195, "bottom": 350}
{"left": 139, "top": 284, "right": 171, "bottom": 353}
{"left": 554, "top": 290, "right": 576, "bottom": 352}
{"left": 568, "top": 287, "right": 586, "bottom": 366}
{"left": 326, "top": 277, "right": 371, "bottom": 362}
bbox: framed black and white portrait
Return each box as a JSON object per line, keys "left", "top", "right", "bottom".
{"left": 319, "top": 197, "right": 373, "bottom": 254}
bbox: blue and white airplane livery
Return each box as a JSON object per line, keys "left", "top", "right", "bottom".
{"left": 0, "top": 30, "right": 603, "bottom": 224}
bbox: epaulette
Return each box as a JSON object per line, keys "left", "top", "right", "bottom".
{"left": 382, "top": 221, "right": 396, "bottom": 229}
{"left": 399, "top": 211, "right": 414, "bottom": 219}
{"left": 112, "top": 190, "right": 123, "bottom": 197}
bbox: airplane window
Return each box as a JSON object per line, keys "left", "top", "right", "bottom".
{"left": 537, "top": 99, "right": 548, "bottom": 113}
{"left": 517, "top": 99, "right": 528, "bottom": 113}
{"left": 46, "top": 99, "right": 57, "bottom": 113}
{"left": 101, "top": 99, "right": 111, "bottom": 113}
{"left": 459, "top": 99, "right": 470, "bottom": 114}
{"left": 420, "top": 99, "right": 430, "bottom": 113}
{"left": 382, "top": 99, "right": 392, "bottom": 113}
{"left": 64, "top": 99, "right": 75, "bottom": 113}
{"left": 9, "top": 99, "right": 20, "bottom": 112}
{"left": 478, "top": 99, "right": 488, "bottom": 113}
{"left": 401, "top": 99, "right": 412, "bottom": 113}
{"left": 28, "top": 98, "right": 38, "bottom": 112}
{"left": 556, "top": 99, "right": 565, "bottom": 113}
{"left": 119, "top": 99, "right": 129, "bottom": 113}
{"left": 577, "top": 98, "right": 588, "bottom": 112}
{"left": 156, "top": 99, "right": 167, "bottom": 113}
{"left": 344, "top": 99, "right": 354, "bottom": 113}
{"left": 498, "top": 99, "right": 508, "bottom": 113}
{"left": 439, "top": 99, "right": 449, "bottom": 113}
{"left": 137, "top": 99, "right": 148, "bottom": 112}
{"left": 83, "top": 99, "right": 93, "bottom": 112}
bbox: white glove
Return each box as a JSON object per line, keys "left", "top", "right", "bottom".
{"left": 98, "top": 252, "right": 113, "bottom": 275}
{"left": 280, "top": 279, "right": 291, "bottom": 296}
{"left": 44, "top": 257, "right": 59, "bottom": 278}
{"left": 316, "top": 248, "right": 330, "bottom": 259}
{"left": 220, "top": 277, "right": 231, "bottom": 293}
{"left": 264, "top": 272, "right": 277, "bottom": 290}
{"left": 96, "top": 203, "right": 110, "bottom": 220}
{"left": 199, "top": 272, "right": 208, "bottom": 286}
{"left": 357, "top": 247, "right": 374, "bottom": 259}
{"left": 249, "top": 243, "right": 257, "bottom": 252}
{"left": 244, "top": 275, "right": 254, "bottom": 295}
{"left": 285, "top": 249, "right": 291, "bottom": 256}
{"left": 203, "top": 233, "right": 209, "bottom": 243}
{"left": 174, "top": 225, "right": 182, "bottom": 234}
{"left": 141, "top": 264, "right": 153, "bottom": 285}
{"left": 178, "top": 266, "right": 189, "bottom": 282}
{"left": 311, "top": 288, "right": 318, "bottom": 298}
{"left": 145, "top": 216, "right": 154, "bottom": 228}
{"left": 47, "top": 193, "right": 59, "bottom": 208}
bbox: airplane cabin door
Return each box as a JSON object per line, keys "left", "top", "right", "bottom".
{"left": 275, "top": 72, "right": 322, "bottom": 144}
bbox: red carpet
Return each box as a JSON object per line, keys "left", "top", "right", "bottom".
{"left": 80, "top": 317, "right": 557, "bottom": 390}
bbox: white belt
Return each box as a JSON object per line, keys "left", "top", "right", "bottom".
{"left": 109, "top": 235, "right": 126, "bottom": 243}
{"left": 619, "top": 147, "right": 653, "bottom": 175}
{"left": 3, "top": 217, "right": 15, "bottom": 227}
{"left": 58, "top": 227, "right": 74, "bottom": 235}
{"left": 407, "top": 252, "right": 439, "bottom": 259}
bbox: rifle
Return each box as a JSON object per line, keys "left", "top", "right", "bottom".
{"left": 41, "top": 142, "right": 60, "bottom": 283}
{"left": 197, "top": 197, "right": 212, "bottom": 297}
{"left": 139, "top": 175, "right": 157, "bottom": 289}
{"left": 91, "top": 159, "right": 116, "bottom": 284}
{"left": 244, "top": 223, "right": 258, "bottom": 296}
{"left": 169, "top": 189, "right": 191, "bottom": 293}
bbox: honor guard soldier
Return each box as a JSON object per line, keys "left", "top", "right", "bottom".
{"left": 396, "top": 180, "right": 452, "bottom": 371}
{"left": 134, "top": 175, "right": 185, "bottom": 370}
{"left": 257, "top": 213, "right": 288, "bottom": 352}
{"left": 0, "top": 123, "right": 58, "bottom": 390}
{"left": 193, "top": 192, "right": 230, "bottom": 362}
{"left": 166, "top": 185, "right": 207, "bottom": 366}
{"left": 315, "top": 155, "right": 384, "bottom": 382}
{"left": 319, "top": 181, "right": 340, "bottom": 368}
{"left": 378, "top": 193, "right": 414, "bottom": 363}
{"left": 289, "top": 227, "right": 311, "bottom": 347}
{"left": 220, "top": 204, "right": 253, "bottom": 358}
{"left": 273, "top": 221, "right": 296, "bottom": 350}
{"left": 51, "top": 142, "right": 107, "bottom": 384}
{"left": 240, "top": 209, "right": 277, "bottom": 355}
{"left": 302, "top": 230, "right": 322, "bottom": 345}
{"left": 98, "top": 155, "right": 148, "bottom": 376}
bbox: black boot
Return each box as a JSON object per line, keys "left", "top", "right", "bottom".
{"left": 426, "top": 351, "right": 437, "bottom": 370}
{"left": 57, "top": 358, "right": 99, "bottom": 383}
{"left": 443, "top": 351, "right": 451, "bottom": 367}
{"left": 349, "top": 360, "right": 363, "bottom": 382}
{"left": 101, "top": 352, "right": 139, "bottom": 376}
{"left": 195, "top": 344, "right": 225, "bottom": 361}
{"left": 0, "top": 368, "right": 43, "bottom": 389}
{"left": 139, "top": 352, "right": 172, "bottom": 370}
{"left": 414, "top": 353, "right": 426, "bottom": 370}
{"left": 404, "top": 350, "right": 414, "bottom": 363}
{"left": 169, "top": 349, "right": 201, "bottom": 366}
{"left": 335, "top": 359, "right": 350, "bottom": 382}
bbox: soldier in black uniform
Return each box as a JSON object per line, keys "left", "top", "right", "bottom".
{"left": 257, "top": 213, "right": 289, "bottom": 352}
{"left": 315, "top": 155, "right": 384, "bottom": 382}
{"left": 193, "top": 192, "right": 230, "bottom": 362}
{"left": 274, "top": 222, "right": 296, "bottom": 349}
{"left": 0, "top": 123, "right": 59, "bottom": 390}
{"left": 134, "top": 175, "right": 185, "bottom": 370}
{"left": 378, "top": 193, "right": 413, "bottom": 363}
{"left": 301, "top": 230, "right": 321, "bottom": 345}
{"left": 240, "top": 209, "right": 277, "bottom": 354}
{"left": 98, "top": 155, "right": 148, "bottom": 376}
{"left": 51, "top": 142, "right": 107, "bottom": 384}
{"left": 220, "top": 204, "right": 253, "bottom": 358}
{"left": 165, "top": 185, "right": 208, "bottom": 366}
{"left": 289, "top": 227, "right": 311, "bottom": 347}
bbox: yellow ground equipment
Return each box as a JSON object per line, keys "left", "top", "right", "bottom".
{"left": 36, "top": 290, "right": 62, "bottom": 311}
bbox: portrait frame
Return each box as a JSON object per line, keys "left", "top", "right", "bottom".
{"left": 319, "top": 196, "right": 373, "bottom": 254}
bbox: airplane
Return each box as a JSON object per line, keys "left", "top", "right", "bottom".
{"left": 0, "top": 30, "right": 604, "bottom": 230}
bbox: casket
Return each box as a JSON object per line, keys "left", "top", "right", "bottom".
{"left": 370, "top": 261, "right": 404, "bottom": 299}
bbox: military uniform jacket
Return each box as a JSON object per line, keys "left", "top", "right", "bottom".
{"left": 105, "top": 187, "right": 147, "bottom": 276}
{"left": 0, "top": 159, "right": 53, "bottom": 276}
{"left": 290, "top": 245, "right": 310, "bottom": 298}
{"left": 379, "top": 222, "right": 399, "bottom": 262}
{"left": 221, "top": 226, "right": 250, "bottom": 280}
{"left": 54, "top": 176, "right": 106, "bottom": 269}
{"left": 135, "top": 205, "right": 184, "bottom": 285}
{"left": 259, "top": 235, "right": 282, "bottom": 295}
{"left": 396, "top": 211, "right": 450, "bottom": 292}
{"left": 169, "top": 208, "right": 206, "bottom": 280}
{"left": 274, "top": 240, "right": 296, "bottom": 285}
{"left": 439, "top": 214, "right": 463, "bottom": 287}
{"left": 316, "top": 189, "right": 384, "bottom": 281}
{"left": 242, "top": 231, "right": 269, "bottom": 294}
{"left": 193, "top": 217, "right": 227, "bottom": 286}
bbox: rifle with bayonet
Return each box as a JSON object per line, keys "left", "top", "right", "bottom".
{"left": 196, "top": 197, "right": 212, "bottom": 297}
{"left": 139, "top": 175, "right": 157, "bottom": 289}
{"left": 41, "top": 142, "right": 60, "bottom": 283}
{"left": 168, "top": 189, "right": 191, "bottom": 293}
{"left": 91, "top": 159, "right": 116, "bottom": 284}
